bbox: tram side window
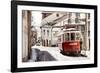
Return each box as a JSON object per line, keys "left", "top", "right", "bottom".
{"left": 65, "top": 33, "right": 68, "bottom": 41}
{"left": 67, "top": 33, "right": 70, "bottom": 41}
{"left": 71, "top": 33, "right": 75, "bottom": 40}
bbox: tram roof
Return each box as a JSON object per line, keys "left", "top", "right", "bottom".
{"left": 57, "top": 28, "right": 81, "bottom": 36}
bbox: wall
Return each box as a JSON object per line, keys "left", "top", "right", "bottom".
{"left": 0, "top": 0, "right": 99, "bottom": 73}
{"left": 22, "top": 10, "right": 29, "bottom": 62}
{"left": 22, "top": 10, "right": 31, "bottom": 62}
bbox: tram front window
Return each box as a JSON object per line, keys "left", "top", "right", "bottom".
{"left": 76, "top": 33, "right": 80, "bottom": 40}
{"left": 71, "top": 33, "right": 75, "bottom": 40}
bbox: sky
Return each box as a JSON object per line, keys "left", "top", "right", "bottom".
{"left": 31, "top": 11, "right": 42, "bottom": 38}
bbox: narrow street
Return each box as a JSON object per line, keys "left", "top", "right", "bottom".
{"left": 28, "top": 46, "right": 89, "bottom": 62}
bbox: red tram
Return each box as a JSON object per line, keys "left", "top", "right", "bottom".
{"left": 57, "top": 28, "right": 83, "bottom": 55}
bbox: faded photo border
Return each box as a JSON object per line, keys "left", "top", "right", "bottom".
{"left": 11, "top": 1, "right": 97, "bottom": 72}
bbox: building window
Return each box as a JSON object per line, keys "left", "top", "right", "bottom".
{"left": 49, "top": 40, "right": 51, "bottom": 47}
{"left": 88, "top": 31, "right": 90, "bottom": 37}
{"left": 67, "top": 12, "right": 72, "bottom": 24}
{"left": 47, "top": 39, "right": 48, "bottom": 46}
{"left": 88, "top": 13, "right": 90, "bottom": 19}
{"left": 75, "top": 13, "right": 80, "bottom": 23}
{"left": 43, "top": 30, "right": 45, "bottom": 35}
{"left": 68, "top": 19, "right": 72, "bottom": 24}
{"left": 81, "top": 26, "right": 85, "bottom": 31}
{"left": 69, "top": 12, "right": 72, "bottom": 18}
{"left": 88, "top": 21, "right": 90, "bottom": 31}
{"left": 76, "top": 13, "right": 80, "bottom": 18}
{"left": 88, "top": 21, "right": 90, "bottom": 25}
{"left": 75, "top": 18, "right": 80, "bottom": 23}
{"left": 47, "top": 30, "right": 49, "bottom": 36}
{"left": 44, "top": 40, "right": 45, "bottom": 46}
{"left": 42, "top": 40, "right": 44, "bottom": 46}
